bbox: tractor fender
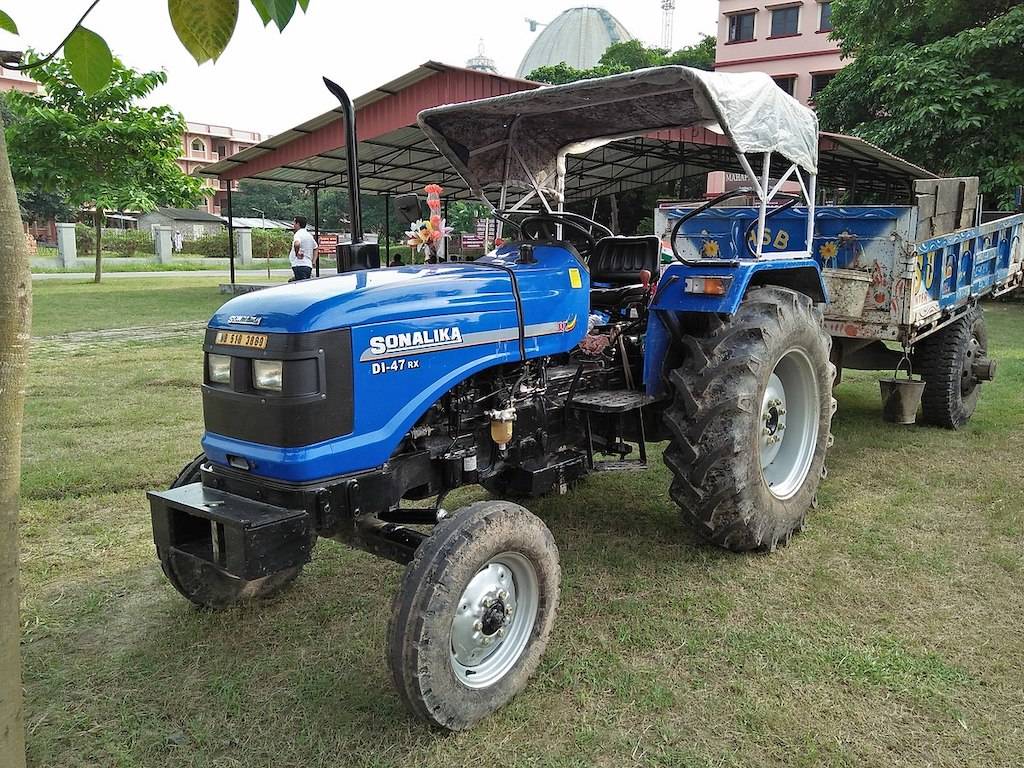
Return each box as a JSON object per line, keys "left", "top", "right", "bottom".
{"left": 643, "top": 260, "right": 828, "bottom": 397}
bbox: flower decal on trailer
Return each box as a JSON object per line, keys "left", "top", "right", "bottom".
{"left": 819, "top": 240, "right": 839, "bottom": 265}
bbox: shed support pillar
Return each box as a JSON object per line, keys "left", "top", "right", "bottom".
{"left": 313, "top": 187, "right": 320, "bottom": 277}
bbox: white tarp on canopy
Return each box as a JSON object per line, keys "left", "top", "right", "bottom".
{"left": 418, "top": 66, "right": 819, "bottom": 200}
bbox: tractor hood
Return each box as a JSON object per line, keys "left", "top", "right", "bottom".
{"left": 209, "top": 262, "right": 518, "bottom": 334}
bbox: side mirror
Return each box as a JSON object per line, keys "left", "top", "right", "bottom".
{"left": 394, "top": 194, "right": 425, "bottom": 226}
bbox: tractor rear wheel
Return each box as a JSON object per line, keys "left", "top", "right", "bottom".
{"left": 663, "top": 286, "right": 835, "bottom": 552}
{"left": 160, "top": 454, "right": 303, "bottom": 610}
{"left": 915, "top": 307, "right": 989, "bottom": 429}
{"left": 387, "top": 500, "right": 560, "bottom": 730}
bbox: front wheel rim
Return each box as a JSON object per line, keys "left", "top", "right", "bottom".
{"left": 759, "top": 348, "right": 820, "bottom": 500}
{"left": 450, "top": 552, "right": 539, "bottom": 689}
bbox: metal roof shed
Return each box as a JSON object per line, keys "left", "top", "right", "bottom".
{"left": 200, "top": 62, "right": 936, "bottom": 281}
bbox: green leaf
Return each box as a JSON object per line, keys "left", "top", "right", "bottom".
{"left": 297, "top": 0, "right": 308, "bottom": 10}
{"left": 168, "top": 0, "right": 239, "bottom": 64}
{"left": 249, "top": 0, "right": 272, "bottom": 25}
{"left": 0, "top": 9, "right": 17, "bottom": 34}
{"left": 254, "top": 0, "right": 296, "bottom": 30}
{"left": 64, "top": 27, "right": 113, "bottom": 95}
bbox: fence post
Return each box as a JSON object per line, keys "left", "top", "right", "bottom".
{"left": 153, "top": 226, "right": 173, "bottom": 264}
{"left": 55, "top": 222, "right": 77, "bottom": 268}
{"left": 235, "top": 227, "right": 253, "bottom": 265}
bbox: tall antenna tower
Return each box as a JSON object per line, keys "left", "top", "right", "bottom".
{"left": 661, "top": 0, "right": 676, "bottom": 50}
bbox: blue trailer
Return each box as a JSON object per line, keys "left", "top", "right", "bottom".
{"left": 656, "top": 199, "right": 1022, "bottom": 426}
{"left": 146, "top": 66, "right": 1018, "bottom": 730}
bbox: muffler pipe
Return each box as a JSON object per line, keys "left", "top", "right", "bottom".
{"left": 322, "top": 77, "right": 363, "bottom": 244}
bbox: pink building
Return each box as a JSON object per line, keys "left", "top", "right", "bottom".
{"left": 0, "top": 65, "right": 41, "bottom": 94}
{"left": 178, "top": 122, "right": 263, "bottom": 215}
{"left": 715, "top": 0, "right": 845, "bottom": 106}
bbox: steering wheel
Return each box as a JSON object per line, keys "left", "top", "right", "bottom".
{"left": 519, "top": 214, "right": 598, "bottom": 256}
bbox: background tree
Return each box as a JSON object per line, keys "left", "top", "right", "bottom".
{"left": 447, "top": 201, "right": 489, "bottom": 234}
{"left": 0, "top": 3, "right": 311, "bottom": 766}
{"left": 5, "top": 56, "right": 206, "bottom": 282}
{"left": 527, "top": 36, "right": 715, "bottom": 85}
{"left": 815, "top": 1, "right": 1024, "bottom": 207}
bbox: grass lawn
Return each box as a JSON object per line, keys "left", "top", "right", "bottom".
{"left": 29, "top": 277, "right": 277, "bottom": 337}
{"left": 18, "top": 279, "right": 1024, "bottom": 767}
{"left": 32, "top": 257, "right": 299, "bottom": 274}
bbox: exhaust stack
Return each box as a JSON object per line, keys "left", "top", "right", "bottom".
{"left": 323, "top": 77, "right": 379, "bottom": 272}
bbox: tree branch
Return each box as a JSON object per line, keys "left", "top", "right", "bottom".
{"left": 5, "top": 0, "right": 103, "bottom": 71}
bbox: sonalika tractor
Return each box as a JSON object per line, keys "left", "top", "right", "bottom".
{"left": 149, "top": 68, "right": 837, "bottom": 730}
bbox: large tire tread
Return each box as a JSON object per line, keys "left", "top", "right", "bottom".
{"left": 387, "top": 500, "right": 559, "bottom": 731}
{"left": 662, "top": 286, "right": 835, "bottom": 553}
{"left": 915, "top": 306, "right": 986, "bottom": 429}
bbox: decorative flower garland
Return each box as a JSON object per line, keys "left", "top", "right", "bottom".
{"left": 405, "top": 183, "right": 453, "bottom": 262}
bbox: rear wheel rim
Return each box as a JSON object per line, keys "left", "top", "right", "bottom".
{"left": 450, "top": 552, "right": 539, "bottom": 689}
{"left": 961, "top": 335, "right": 982, "bottom": 396}
{"left": 759, "top": 348, "right": 820, "bottom": 500}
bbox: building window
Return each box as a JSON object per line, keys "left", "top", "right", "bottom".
{"left": 810, "top": 72, "right": 836, "bottom": 97}
{"left": 770, "top": 5, "right": 800, "bottom": 37}
{"left": 773, "top": 75, "right": 797, "bottom": 97}
{"left": 727, "top": 11, "right": 756, "bottom": 42}
{"left": 190, "top": 137, "right": 206, "bottom": 153}
{"left": 819, "top": 1, "right": 832, "bottom": 31}
{"left": 217, "top": 143, "right": 227, "bottom": 157}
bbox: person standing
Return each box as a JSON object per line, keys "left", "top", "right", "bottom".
{"left": 290, "top": 215, "right": 317, "bottom": 281}
{"left": 173, "top": 230, "right": 183, "bottom": 253}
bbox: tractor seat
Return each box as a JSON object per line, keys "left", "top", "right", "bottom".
{"left": 588, "top": 236, "right": 661, "bottom": 310}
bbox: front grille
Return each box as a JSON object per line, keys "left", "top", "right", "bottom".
{"left": 201, "top": 327, "right": 353, "bottom": 448}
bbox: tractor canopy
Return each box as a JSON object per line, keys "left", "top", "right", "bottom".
{"left": 418, "top": 65, "right": 819, "bottom": 201}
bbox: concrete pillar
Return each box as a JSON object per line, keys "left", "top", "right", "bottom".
{"left": 235, "top": 227, "right": 253, "bottom": 265}
{"left": 153, "top": 225, "right": 173, "bottom": 264}
{"left": 55, "top": 222, "right": 77, "bottom": 268}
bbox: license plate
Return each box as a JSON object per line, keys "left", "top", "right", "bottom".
{"left": 215, "top": 331, "right": 268, "bottom": 349}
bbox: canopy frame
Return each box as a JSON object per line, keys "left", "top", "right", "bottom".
{"left": 420, "top": 66, "right": 822, "bottom": 260}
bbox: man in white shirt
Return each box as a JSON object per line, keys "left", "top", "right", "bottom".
{"left": 290, "top": 216, "right": 317, "bottom": 281}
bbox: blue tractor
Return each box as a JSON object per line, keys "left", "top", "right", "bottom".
{"left": 149, "top": 67, "right": 835, "bottom": 729}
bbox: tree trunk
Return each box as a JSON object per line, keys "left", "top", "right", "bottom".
{"left": 93, "top": 208, "right": 103, "bottom": 283}
{"left": 0, "top": 112, "right": 30, "bottom": 768}
{"left": 609, "top": 193, "right": 619, "bottom": 235}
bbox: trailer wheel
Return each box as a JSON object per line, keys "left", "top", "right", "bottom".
{"left": 916, "top": 307, "right": 988, "bottom": 429}
{"left": 387, "top": 500, "right": 559, "bottom": 731}
{"left": 160, "top": 454, "right": 303, "bottom": 610}
{"left": 663, "top": 286, "right": 835, "bottom": 552}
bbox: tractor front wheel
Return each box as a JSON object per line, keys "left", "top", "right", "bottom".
{"left": 160, "top": 454, "right": 303, "bottom": 610}
{"left": 663, "top": 286, "right": 836, "bottom": 552}
{"left": 387, "top": 500, "right": 560, "bottom": 730}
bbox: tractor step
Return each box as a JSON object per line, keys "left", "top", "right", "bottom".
{"left": 568, "top": 389, "right": 658, "bottom": 414}
{"left": 592, "top": 460, "right": 649, "bottom": 472}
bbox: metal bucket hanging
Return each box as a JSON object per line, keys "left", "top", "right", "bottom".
{"left": 879, "top": 356, "right": 926, "bottom": 425}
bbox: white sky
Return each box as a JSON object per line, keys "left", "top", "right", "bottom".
{"left": 0, "top": 1, "right": 719, "bottom": 136}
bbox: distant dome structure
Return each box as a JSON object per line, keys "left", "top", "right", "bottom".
{"left": 466, "top": 39, "right": 499, "bottom": 75}
{"left": 517, "top": 6, "right": 633, "bottom": 79}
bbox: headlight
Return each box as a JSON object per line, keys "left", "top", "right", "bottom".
{"left": 208, "top": 353, "right": 231, "bottom": 384}
{"left": 252, "top": 359, "right": 283, "bottom": 392}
